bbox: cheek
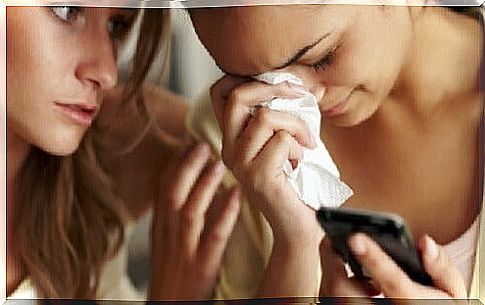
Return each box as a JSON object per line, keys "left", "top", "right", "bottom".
{"left": 7, "top": 11, "right": 85, "bottom": 155}
{"left": 330, "top": 30, "right": 407, "bottom": 97}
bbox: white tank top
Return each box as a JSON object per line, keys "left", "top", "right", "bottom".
{"left": 442, "top": 215, "right": 480, "bottom": 292}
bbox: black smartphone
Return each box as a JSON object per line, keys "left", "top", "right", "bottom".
{"left": 317, "top": 207, "right": 433, "bottom": 286}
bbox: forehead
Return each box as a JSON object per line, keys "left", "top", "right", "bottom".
{"left": 191, "top": 5, "right": 343, "bottom": 76}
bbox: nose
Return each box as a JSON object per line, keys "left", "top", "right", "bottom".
{"left": 75, "top": 28, "right": 118, "bottom": 91}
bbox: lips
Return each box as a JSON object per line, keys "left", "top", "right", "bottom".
{"left": 54, "top": 102, "right": 98, "bottom": 127}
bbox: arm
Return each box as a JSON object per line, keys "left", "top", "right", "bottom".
{"left": 209, "top": 75, "right": 325, "bottom": 297}
{"left": 258, "top": 231, "right": 322, "bottom": 297}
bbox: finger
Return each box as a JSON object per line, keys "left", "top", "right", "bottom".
{"left": 234, "top": 108, "right": 316, "bottom": 166}
{"left": 210, "top": 75, "right": 248, "bottom": 131}
{"left": 220, "top": 81, "right": 307, "bottom": 168}
{"left": 180, "top": 160, "right": 227, "bottom": 256}
{"left": 319, "top": 238, "right": 369, "bottom": 297}
{"left": 224, "top": 80, "right": 307, "bottom": 142}
{"left": 198, "top": 187, "right": 242, "bottom": 278}
{"left": 418, "top": 235, "right": 467, "bottom": 298}
{"left": 253, "top": 130, "right": 304, "bottom": 172}
{"left": 184, "top": 160, "right": 227, "bottom": 217}
{"left": 181, "top": 161, "right": 226, "bottom": 253}
{"left": 165, "top": 142, "right": 212, "bottom": 210}
{"left": 235, "top": 109, "right": 315, "bottom": 166}
{"left": 348, "top": 233, "right": 417, "bottom": 298}
{"left": 154, "top": 143, "right": 210, "bottom": 260}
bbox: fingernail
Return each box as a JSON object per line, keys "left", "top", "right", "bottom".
{"left": 349, "top": 234, "right": 367, "bottom": 255}
{"left": 214, "top": 160, "right": 227, "bottom": 173}
{"left": 287, "top": 82, "right": 308, "bottom": 95}
{"left": 425, "top": 235, "right": 439, "bottom": 261}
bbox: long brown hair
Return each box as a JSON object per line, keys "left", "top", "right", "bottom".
{"left": 12, "top": 8, "right": 170, "bottom": 299}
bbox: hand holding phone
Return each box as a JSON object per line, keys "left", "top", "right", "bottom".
{"left": 317, "top": 207, "right": 433, "bottom": 286}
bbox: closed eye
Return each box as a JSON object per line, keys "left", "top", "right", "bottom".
{"left": 310, "top": 44, "right": 340, "bottom": 72}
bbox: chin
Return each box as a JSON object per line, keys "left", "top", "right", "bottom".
{"left": 34, "top": 131, "right": 85, "bottom": 157}
{"left": 39, "top": 141, "right": 81, "bottom": 156}
{"left": 326, "top": 113, "right": 368, "bottom": 127}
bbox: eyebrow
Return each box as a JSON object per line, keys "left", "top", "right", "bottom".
{"left": 274, "top": 31, "right": 333, "bottom": 71}
{"left": 219, "top": 31, "right": 333, "bottom": 77}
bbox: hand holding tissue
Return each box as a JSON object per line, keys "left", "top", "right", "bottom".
{"left": 253, "top": 72, "right": 353, "bottom": 210}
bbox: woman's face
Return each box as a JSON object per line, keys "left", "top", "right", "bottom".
{"left": 191, "top": 5, "right": 414, "bottom": 127}
{"left": 7, "top": 7, "right": 135, "bottom": 155}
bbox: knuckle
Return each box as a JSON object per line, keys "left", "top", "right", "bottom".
{"left": 275, "top": 130, "right": 291, "bottom": 143}
{"left": 210, "top": 78, "right": 225, "bottom": 99}
{"left": 254, "top": 108, "right": 272, "bottom": 125}
{"left": 209, "top": 228, "right": 230, "bottom": 245}
{"left": 228, "top": 86, "right": 245, "bottom": 105}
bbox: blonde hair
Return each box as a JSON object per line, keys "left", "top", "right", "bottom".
{"left": 11, "top": 9, "right": 171, "bottom": 299}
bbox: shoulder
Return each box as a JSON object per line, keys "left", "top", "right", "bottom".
{"left": 95, "top": 85, "right": 192, "bottom": 220}
{"left": 97, "top": 84, "right": 189, "bottom": 146}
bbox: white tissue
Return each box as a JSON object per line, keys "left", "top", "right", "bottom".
{"left": 254, "top": 72, "right": 353, "bottom": 210}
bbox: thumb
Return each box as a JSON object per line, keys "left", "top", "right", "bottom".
{"left": 419, "top": 235, "right": 467, "bottom": 298}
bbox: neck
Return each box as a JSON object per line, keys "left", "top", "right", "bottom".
{"left": 391, "top": 8, "right": 482, "bottom": 115}
{"left": 6, "top": 128, "right": 31, "bottom": 296}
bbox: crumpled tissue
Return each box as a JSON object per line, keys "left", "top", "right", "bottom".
{"left": 253, "top": 72, "right": 353, "bottom": 210}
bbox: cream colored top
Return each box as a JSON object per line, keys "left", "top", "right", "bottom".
{"left": 8, "top": 222, "right": 143, "bottom": 301}
{"left": 186, "top": 92, "right": 484, "bottom": 301}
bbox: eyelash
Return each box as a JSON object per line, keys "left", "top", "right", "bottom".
{"left": 108, "top": 19, "right": 133, "bottom": 41}
{"left": 311, "top": 45, "right": 340, "bottom": 72}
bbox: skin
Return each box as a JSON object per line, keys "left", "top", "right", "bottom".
{"left": 190, "top": 4, "right": 482, "bottom": 300}
{"left": 7, "top": 7, "right": 240, "bottom": 300}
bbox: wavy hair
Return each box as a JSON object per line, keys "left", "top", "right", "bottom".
{"left": 12, "top": 9, "right": 171, "bottom": 299}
